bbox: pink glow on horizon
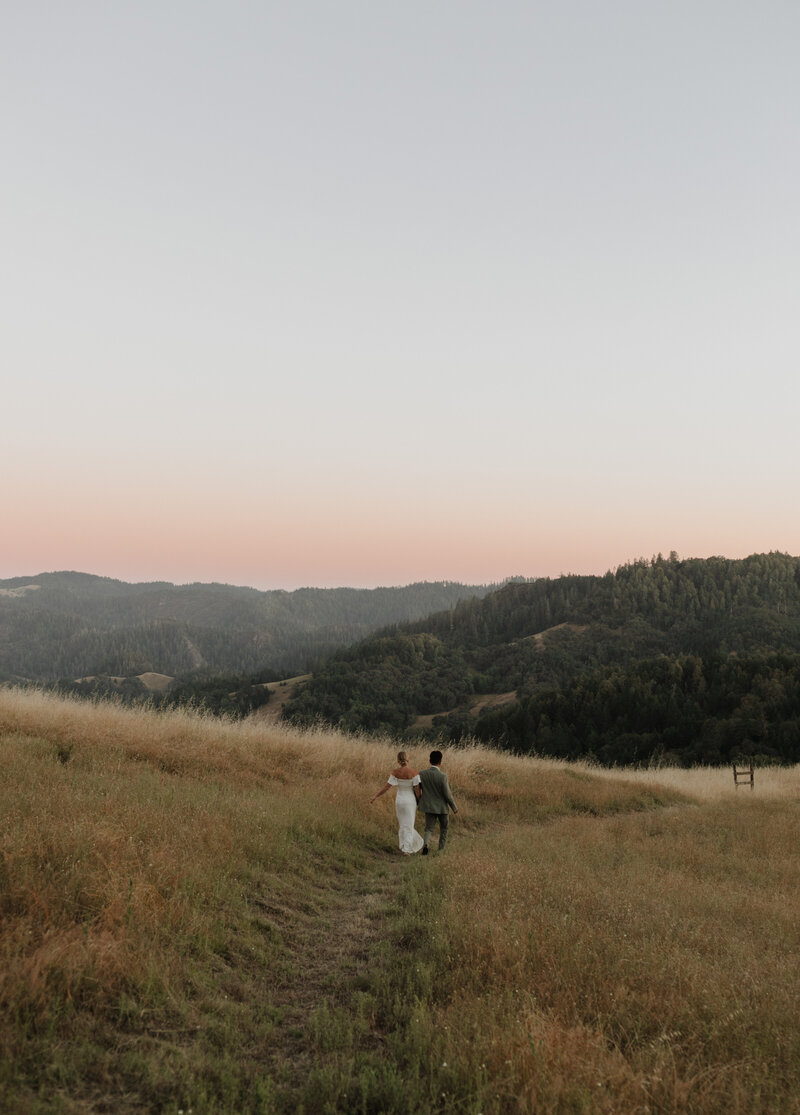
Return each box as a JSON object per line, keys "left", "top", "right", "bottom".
{"left": 3, "top": 473, "right": 798, "bottom": 590}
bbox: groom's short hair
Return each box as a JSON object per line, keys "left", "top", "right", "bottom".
{"left": 429, "top": 750, "right": 443, "bottom": 765}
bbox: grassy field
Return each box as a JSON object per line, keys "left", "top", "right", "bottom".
{"left": 1, "top": 689, "right": 799, "bottom": 1113}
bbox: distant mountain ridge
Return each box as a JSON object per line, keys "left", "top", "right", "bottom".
{"left": 0, "top": 571, "right": 500, "bottom": 681}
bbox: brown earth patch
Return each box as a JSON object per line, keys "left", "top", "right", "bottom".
{"left": 523, "top": 621, "right": 587, "bottom": 648}
{"left": 136, "top": 672, "right": 174, "bottom": 692}
{"left": 249, "top": 675, "right": 311, "bottom": 723}
{"left": 410, "top": 691, "right": 518, "bottom": 729}
{"left": 411, "top": 712, "right": 447, "bottom": 729}
{"left": 74, "top": 675, "right": 128, "bottom": 684}
{"left": 470, "top": 691, "right": 518, "bottom": 714}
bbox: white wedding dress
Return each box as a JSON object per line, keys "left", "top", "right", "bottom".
{"left": 387, "top": 774, "right": 424, "bottom": 854}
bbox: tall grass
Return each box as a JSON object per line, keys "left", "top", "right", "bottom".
{"left": 426, "top": 796, "right": 800, "bottom": 1113}
{"left": 584, "top": 758, "right": 800, "bottom": 801}
{"left": 2, "top": 687, "right": 797, "bottom": 1112}
{"left": 0, "top": 690, "right": 402, "bottom": 1111}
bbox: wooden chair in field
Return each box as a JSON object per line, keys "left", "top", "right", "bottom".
{"left": 732, "top": 760, "right": 754, "bottom": 790}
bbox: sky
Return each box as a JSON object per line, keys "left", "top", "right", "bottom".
{"left": 3, "top": 1, "right": 799, "bottom": 590}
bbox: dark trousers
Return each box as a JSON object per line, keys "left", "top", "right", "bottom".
{"left": 423, "top": 812, "right": 449, "bottom": 850}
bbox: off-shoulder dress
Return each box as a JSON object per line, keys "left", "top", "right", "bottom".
{"left": 387, "top": 774, "right": 424, "bottom": 854}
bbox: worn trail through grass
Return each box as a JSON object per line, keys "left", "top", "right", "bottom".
{"left": 262, "top": 851, "right": 405, "bottom": 1098}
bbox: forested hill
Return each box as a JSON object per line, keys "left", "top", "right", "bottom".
{"left": 283, "top": 553, "right": 800, "bottom": 766}
{"left": 0, "top": 572, "right": 497, "bottom": 681}
{"left": 404, "top": 551, "right": 800, "bottom": 648}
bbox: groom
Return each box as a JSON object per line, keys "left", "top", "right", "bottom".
{"left": 418, "top": 750, "right": 458, "bottom": 855}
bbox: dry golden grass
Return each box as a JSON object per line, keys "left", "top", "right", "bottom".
{"left": 582, "top": 759, "right": 800, "bottom": 801}
{"left": 2, "top": 686, "right": 799, "bottom": 1113}
{"left": 437, "top": 796, "right": 800, "bottom": 1113}
{"left": 0, "top": 689, "right": 409, "bottom": 1110}
{"left": 136, "top": 672, "right": 174, "bottom": 692}
{"left": 251, "top": 675, "right": 312, "bottom": 723}
{"left": 0, "top": 686, "right": 680, "bottom": 813}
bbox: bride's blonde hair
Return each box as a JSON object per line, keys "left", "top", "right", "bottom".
{"left": 397, "top": 750, "right": 408, "bottom": 766}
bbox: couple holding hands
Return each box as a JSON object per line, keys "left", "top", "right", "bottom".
{"left": 370, "top": 749, "right": 458, "bottom": 856}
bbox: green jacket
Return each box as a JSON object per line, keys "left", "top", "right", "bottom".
{"left": 418, "top": 766, "right": 457, "bottom": 815}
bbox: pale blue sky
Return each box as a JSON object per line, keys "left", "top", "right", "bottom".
{"left": 3, "top": 2, "right": 799, "bottom": 588}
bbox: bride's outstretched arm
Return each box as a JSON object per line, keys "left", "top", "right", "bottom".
{"left": 370, "top": 783, "right": 391, "bottom": 804}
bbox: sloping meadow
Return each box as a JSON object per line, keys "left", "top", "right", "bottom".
{"left": 431, "top": 798, "right": 800, "bottom": 1113}
{"left": 1, "top": 688, "right": 798, "bottom": 1113}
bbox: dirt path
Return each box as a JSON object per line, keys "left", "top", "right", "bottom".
{"left": 255, "top": 854, "right": 405, "bottom": 1096}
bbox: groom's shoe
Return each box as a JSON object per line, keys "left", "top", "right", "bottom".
{"left": 422, "top": 845, "right": 429, "bottom": 855}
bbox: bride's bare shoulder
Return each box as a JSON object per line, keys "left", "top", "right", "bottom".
{"left": 392, "top": 766, "right": 418, "bottom": 778}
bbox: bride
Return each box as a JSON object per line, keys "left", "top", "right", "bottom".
{"left": 370, "top": 750, "right": 424, "bottom": 855}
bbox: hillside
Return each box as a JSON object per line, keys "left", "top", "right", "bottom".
{"left": 0, "top": 571, "right": 497, "bottom": 682}
{"left": 284, "top": 552, "right": 800, "bottom": 765}
{"left": 2, "top": 688, "right": 800, "bottom": 1113}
